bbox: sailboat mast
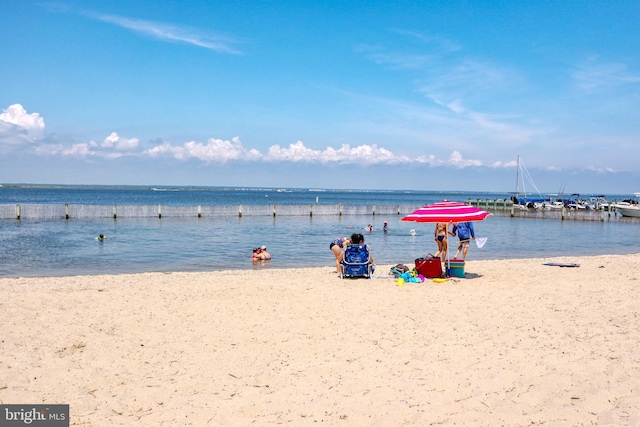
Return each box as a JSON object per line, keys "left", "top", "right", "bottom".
{"left": 515, "top": 155, "right": 520, "bottom": 198}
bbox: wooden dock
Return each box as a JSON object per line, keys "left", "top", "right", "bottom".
{"left": 466, "top": 199, "right": 632, "bottom": 222}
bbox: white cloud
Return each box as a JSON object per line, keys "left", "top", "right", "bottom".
{"left": 490, "top": 160, "right": 518, "bottom": 168}
{"left": 266, "top": 141, "right": 322, "bottom": 162}
{"left": 572, "top": 59, "right": 640, "bottom": 91}
{"left": 426, "top": 94, "right": 541, "bottom": 144}
{"left": 33, "top": 141, "right": 124, "bottom": 159}
{"left": 359, "top": 30, "right": 460, "bottom": 71}
{"left": 584, "top": 165, "right": 618, "bottom": 174}
{"left": 0, "top": 104, "right": 45, "bottom": 147}
{"left": 266, "top": 141, "right": 407, "bottom": 165}
{"left": 428, "top": 95, "right": 466, "bottom": 114}
{"left": 101, "top": 132, "right": 119, "bottom": 148}
{"left": 143, "top": 138, "right": 455, "bottom": 166}
{"left": 447, "top": 150, "right": 482, "bottom": 168}
{"left": 467, "top": 112, "right": 540, "bottom": 142}
{"left": 0, "top": 104, "right": 496, "bottom": 171}
{"left": 33, "top": 144, "right": 64, "bottom": 156}
{"left": 143, "top": 141, "right": 185, "bottom": 159}
{"left": 62, "top": 143, "right": 94, "bottom": 157}
{"left": 33, "top": 142, "right": 90, "bottom": 157}
{"left": 144, "top": 136, "right": 261, "bottom": 162}
{"left": 28, "top": 129, "right": 136, "bottom": 159}
{"left": 364, "top": 51, "right": 433, "bottom": 71}
{"left": 101, "top": 132, "right": 140, "bottom": 150}
{"left": 93, "top": 13, "right": 242, "bottom": 54}
{"left": 260, "top": 141, "right": 479, "bottom": 167}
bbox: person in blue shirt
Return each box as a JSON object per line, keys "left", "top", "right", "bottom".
{"left": 452, "top": 222, "right": 475, "bottom": 260}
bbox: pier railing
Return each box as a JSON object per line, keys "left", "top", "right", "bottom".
{"left": 0, "top": 201, "right": 631, "bottom": 222}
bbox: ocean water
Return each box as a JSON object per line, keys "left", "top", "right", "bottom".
{"left": 0, "top": 185, "right": 638, "bottom": 278}
{"left": 0, "top": 185, "right": 519, "bottom": 206}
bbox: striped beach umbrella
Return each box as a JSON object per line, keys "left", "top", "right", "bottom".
{"left": 401, "top": 200, "right": 492, "bottom": 223}
{"left": 402, "top": 200, "right": 491, "bottom": 277}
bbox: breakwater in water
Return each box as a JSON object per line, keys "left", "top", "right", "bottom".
{"left": 0, "top": 201, "right": 634, "bottom": 222}
{"left": 1, "top": 203, "right": 418, "bottom": 219}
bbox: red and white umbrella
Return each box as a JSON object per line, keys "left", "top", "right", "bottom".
{"left": 401, "top": 200, "right": 491, "bottom": 277}
{"left": 401, "top": 200, "right": 492, "bottom": 223}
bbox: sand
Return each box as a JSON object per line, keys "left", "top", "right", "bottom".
{"left": 1, "top": 254, "right": 639, "bottom": 426}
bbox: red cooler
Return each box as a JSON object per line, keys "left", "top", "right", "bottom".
{"left": 415, "top": 256, "right": 443, "bottom": 278}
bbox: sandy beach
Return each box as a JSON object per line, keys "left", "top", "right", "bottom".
{"left": 1, "top": 254, "right": 639, "bottom": 426}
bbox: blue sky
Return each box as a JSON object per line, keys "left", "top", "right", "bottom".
{"left": 1, "top": 0, "right": 639, "bottom": 195}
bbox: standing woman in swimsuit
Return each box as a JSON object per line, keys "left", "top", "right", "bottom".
{"left": 433, "top": 222, "right": 450, "bottom": 262}
{"left": 330, "top": 236, "right": 351, "bottom": 274}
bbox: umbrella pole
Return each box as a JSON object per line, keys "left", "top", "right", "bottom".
{"left": 446, "top": 221, "right": 451, "bottom": 277}
{"left": 446, "top": 250, "right": 451, "bottom": 278}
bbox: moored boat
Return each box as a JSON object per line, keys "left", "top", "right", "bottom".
{"left": 614, "top": 193, "right": 640, "bottom": 218}
{"left": 511, "top": 156, "right": 547, "bottom": 209}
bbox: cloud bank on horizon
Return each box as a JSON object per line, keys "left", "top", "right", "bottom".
{"left": 1, "top": 1, "right": 639, "bottom": 193}
{"left": 0, "top": 103, "right": 486, "bottom": 168}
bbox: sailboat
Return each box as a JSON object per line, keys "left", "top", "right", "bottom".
{"left": 511, "top": 156, "right": 547, "bottom": 209}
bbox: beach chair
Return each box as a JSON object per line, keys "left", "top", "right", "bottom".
{"left": 340, "top": 244, "right": 373, "bottom": 279}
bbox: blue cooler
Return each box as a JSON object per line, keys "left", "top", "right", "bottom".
{"left": 446, "top": 260, "right": 465, "bottom": 278}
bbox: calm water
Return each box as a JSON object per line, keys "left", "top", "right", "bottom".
{"left": 0, "top": 185, "right": 638, "bottom": 277}
{"left": 0, "top": 185, "right": 521, "bottom": 206}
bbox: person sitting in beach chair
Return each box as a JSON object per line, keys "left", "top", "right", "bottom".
{"left": 340, "top": 233, "right": 374, "bottom": 279}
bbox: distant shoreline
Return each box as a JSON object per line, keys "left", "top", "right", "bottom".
{"left": 0, "top": 183, "right": 636, "bottom": 198}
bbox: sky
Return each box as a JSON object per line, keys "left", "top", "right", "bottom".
{"left": 1, "top": 0, "right": 639, "bottom": 195}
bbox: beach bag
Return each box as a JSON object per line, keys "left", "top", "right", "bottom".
{"left": 390, "top": 264, "right": 410, "bottom": 277}
{"left": 415, "top": 255, "right": 443, "bottom": 279}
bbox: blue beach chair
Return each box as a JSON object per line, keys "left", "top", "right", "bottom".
{"left": 340, "top": 244, "right": 373, "bottom": 279}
